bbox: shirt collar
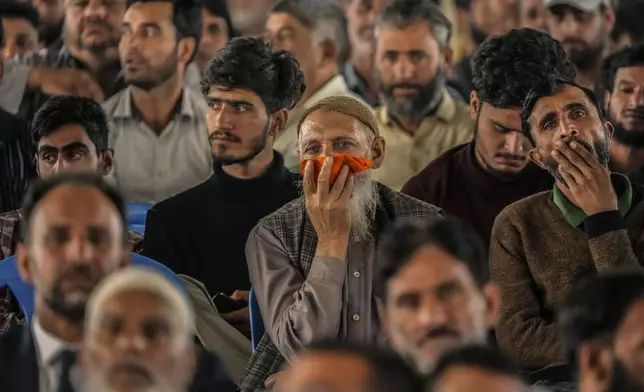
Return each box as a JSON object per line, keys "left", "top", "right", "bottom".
{"left": 553, "top": 172, "right": 633, "bottom": 228}
{"left": 32, "top": 316, "right": 70, "bottom": 366}
{"left": 112, "top": 86, "right": 195, "bottom": 120}
{"left": 377, "top": 89, "right": 456, "bottom": 127}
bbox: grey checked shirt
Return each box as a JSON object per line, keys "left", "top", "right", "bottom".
{"left": 241, "top": 183, "right": 443, "bottom": 392}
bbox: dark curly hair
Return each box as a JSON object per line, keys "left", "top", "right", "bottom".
{"left": 201, "top": 36, "right": 306, "bottom": 114}
{"left": 471, "top": 28, "right": 576, "bottom": 108}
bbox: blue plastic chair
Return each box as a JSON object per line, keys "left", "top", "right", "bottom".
{"left": 249, "top": 286, "right": 264, "bottom": 351}
{"left": 0, "top": 253, "right": 183, "bottom": 323}
{"left": 127, "top": 202, "right": 153, "bottom": 226}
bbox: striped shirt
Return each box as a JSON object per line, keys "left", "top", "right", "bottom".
{"left": 0, "top": 108, "right": 35, "bottom": 213}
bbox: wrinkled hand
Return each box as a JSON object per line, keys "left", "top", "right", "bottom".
{"left": 553, "top": 140, "right": 618, "bottom": 215}
{"left": 265, "top": 371, "right": 286, "bottom": 389}
{"left": 30, "top": 68, "right": 105, "bottom": 103}
{"left": 221, "top": 306, "right": 250, "bottom": 339}
{"left": 303, "top": 156, "right": 354, "bottom": 242}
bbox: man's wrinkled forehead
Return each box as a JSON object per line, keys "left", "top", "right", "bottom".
{"left": 299, "top": 110, "right": 371, "bottom": 144}
{"left": 529, "top": 85, "right": 597, "bottom": 126}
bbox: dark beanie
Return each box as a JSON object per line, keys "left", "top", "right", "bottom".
{"left": 202, "top": 0, "right": 237, "bottom": 39}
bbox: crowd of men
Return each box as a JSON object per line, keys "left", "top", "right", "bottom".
{"left": 0, "top": 0, "right": 643, "bottom": 391}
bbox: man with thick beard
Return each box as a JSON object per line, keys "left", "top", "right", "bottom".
{"left": 601, "top": 45, "right": 644, "bottom": 183}
{"left": 490, "top": 77, "right": 644, "bottom": 380}
{"left": 559, "top": 270, "right": 644, "bottom": 392}
{"left": 371, "top": 0, "right": 474, "bottom": 191}
{"left": 545, "top": 0, "right": 615, "bottom": 89}
{"left": 239, "top": 95, "right": 443, "bottom": 392}
{"left": 142, "top": 37, "right": 304, "bottom": 339}
{"left": 103, "top": 0, "right": 213, "bottom": 203}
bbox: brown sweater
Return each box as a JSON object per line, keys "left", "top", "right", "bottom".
{"left": 490, "top": 186, "right": 644, "bottom": 371}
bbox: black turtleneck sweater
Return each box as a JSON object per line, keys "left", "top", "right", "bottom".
{"left": 142, "top": 152, "right": 301, "bottom": 295}
{"left": 401, "top": 141, "right": 554, "bottom": 248}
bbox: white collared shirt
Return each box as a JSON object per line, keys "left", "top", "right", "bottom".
{"left": 32, "top": 317, "right": 73, "bottom": 392}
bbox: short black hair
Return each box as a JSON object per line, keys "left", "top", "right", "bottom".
{"left": 305, "top": 340, "right": 424, "bottom": 392}
{"left": 428, "top": 345, "right": 525, "bottom": 391}
{"left": 377, "top": 0, "right": 452, "bottom": 50}
{"left": 521, "top": 77, "right": 604, "bottom": 146}
{"left": 377, "top": 217, "right": 488, "bottom": 297}
{"left": 271, "top": 0, "right": 349, "bottom": 66}
{"left": 20, "top": 172, "right": 129, "bottom": 245}
{"left": 126, "top": 0, "right": 202, "bottom": 62}
{"left": 201, "top": 36, "right": 306, "bottom": 113}
{"left": 471, "top": 28, "right": 576, "bottom": 108}
{"left": 202, "top": 0, "right": 237, "bottom": 40}
{"left": 599, "top": 44, "right": 644, "bottom": 93}
{"left": 31, "top": 95, "right": 109, "bottom": 151}
{"left": 558, "top": 269, "right": 644, "bottom": 372}
{"left": 0, "top": 2, "right": 39, "bottom": 29}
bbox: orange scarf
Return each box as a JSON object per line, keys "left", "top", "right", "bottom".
{"left": 300, "top": 153, "right": 373, "bottom": 186}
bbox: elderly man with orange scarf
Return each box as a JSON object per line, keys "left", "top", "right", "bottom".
{"left": 239, "top": 95, "right": 443, "bottom": 392}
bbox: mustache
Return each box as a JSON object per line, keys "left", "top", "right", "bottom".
{"left": 623, "top": 108, "right": 644, "bottom": 118}
{"left": 418, "top": 326, "right": 461, "bottom": 344}
{"left": 564, "top": 135, "right": 593, "bottom": 152}
{"left": 208, "top": 131, "right": 241, "bottom": 143}
{"left": 80, "top": 19, "right": 111, "bottom": 33}
{"left": 108, "top": 359, "right": 155, "bottom": 381}
{"left": 385, "top": 83, "right": 423, "bottom": 94}
{"left": 561, "top": 38, "right": 587, "bottom": 48}
{"left": 55, "top": 263, "right": 98, "bottom": 285}
{"left": 495, "top": 153, "right": 525, "bottom": 161}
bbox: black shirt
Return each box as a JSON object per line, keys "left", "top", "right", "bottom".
{"left": 142, "top": 152, "right": 301, "bottom": 295}
{"left": 0, "top": 108, "right": 35, "bottom": 213}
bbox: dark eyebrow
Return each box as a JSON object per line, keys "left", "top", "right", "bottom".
{"left": 492, "top": 121, "right": 514, "bottom": 132}
{"left": 38, "top": 141, "right": 90, "bottom": 154}
{"left": 206, "top": 97, "right": 255, "bottom": 108}
{"left": 538, "top": 111, "right": 557, "bottom": 130}
{"left": 563, "top": 102, "right": 588, "bottom": 113}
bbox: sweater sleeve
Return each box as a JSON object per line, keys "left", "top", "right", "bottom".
{"left": 490, "top": 213, "right": 564, "bottom": 370}
{"left": 584, "top": 211, "right": 641, "bottom": 270}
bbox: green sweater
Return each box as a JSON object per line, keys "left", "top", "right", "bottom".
{"left": 490, "top": 175, "right": 644, "bottom": 371}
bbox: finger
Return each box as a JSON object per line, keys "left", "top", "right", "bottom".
{"left": 559, "top": 165, "right": 579, "bottom": 191}
{"left": 568, "top": 140, "right": 600, "bottom": 169}
{"left": 555, "top": 141, "right": 593, "bottom": 178}
{"left": 329, "top": 165, "right": 350, "bottom": 200}
{"left": 317, "top": 156, "right": 333, "bottom": 197}
{"left": 339, "top": 174, "right": 355, "bottom": 203}
{"left": 552, "top": 150, "right": 585, "bottom": 184}
{"left": 303, "top": 160, "right": 316, "bottom": 196}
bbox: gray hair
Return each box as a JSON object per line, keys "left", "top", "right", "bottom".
{"left": 376, "top": 0, "right": 452, "bottom": 50}
{"left": 271, "top": 0, "right": 350, "bottom": 66}
{"left": 85, "top": 267, "right": 195, "bottom": 350}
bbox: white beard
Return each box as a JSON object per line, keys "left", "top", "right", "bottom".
{"left": 348, "top": 172, "right": 378, "bottom": 240}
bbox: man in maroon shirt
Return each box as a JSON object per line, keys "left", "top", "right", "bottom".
{"left": 402, "top": 28, "right": 574, "bottom": 248}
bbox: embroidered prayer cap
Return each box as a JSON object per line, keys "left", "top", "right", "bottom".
{"left": 297, "top": 95, "right": 380, "bottom": 138}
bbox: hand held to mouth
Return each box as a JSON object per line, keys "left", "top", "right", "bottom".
{"left": 552, "top": 140, "right": 618, "bottom": 216}
{"left": 303, "top": 157, "right": 354, "bottom": 260}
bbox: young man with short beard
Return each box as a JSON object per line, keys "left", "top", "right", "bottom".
{"left": 142, "top": 37, "right": 304, "bottom": 338}
{"left": 491, "top": 78, "right": 644, "bottom": 379}
{"left": 403, "top": 28, "right": 573, "bottom": 248}
{"left": 601, "top": 45, "right": 644, "bottom": 183}
{"left": 104, "top": 0, "right": 213, "bottom": 203}
{"left": 240, "top": 95, "right": 443, "bottom": 392}
{"left": 371, "top": 0, "right": 474, "bottom": 191}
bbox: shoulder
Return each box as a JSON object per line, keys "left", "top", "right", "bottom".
{"left": 255, "top": 196, "right": 307, "bottom": 233}
{"left": 149, "top": 178, "right": 212, "bottom": 219}
{"left": 0, "top": 326, "right": 27, "bottom": 357}
{"left": 101, "top": 89, "right": 128, "bottom": 116}
{"left": 494, "top": 191, "right": 553, "bottom": 230}
{"left": 183, "top": 87, "right": 207, "bottom": 112}
{"left": 403, "top": 143, "right": 466, "bottom": 196}
{"left": 380, "top": 183, "right": 444, "bottom": 221}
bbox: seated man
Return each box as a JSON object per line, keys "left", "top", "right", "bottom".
{"left": 427, "top": 345, "right": 532, "bottom": 392}
{"left": 403, "top": 28, "right": 575, "bottom": 247}
{"left": 0, "top": 95, "right": 143, "bottom": 333}
{"left": 240, "top": 95, "right": 443, "bottom": 392}
{"left": 0, "top": 173, "right": 235, "bottom": 392}
{"left": 82, "top": 267, "right": 236, "bottom": 392}
{"left": 559, "top": 269, "right": 644, "bottom": 392}
{"left": 377, "top": 218, "right": 500, "bottom": 375}
{"left": 277, "top": 340, "right": 423, "bottom": 392}
{"left": 491, "top": 77, "right": 644, "bottom": 373}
